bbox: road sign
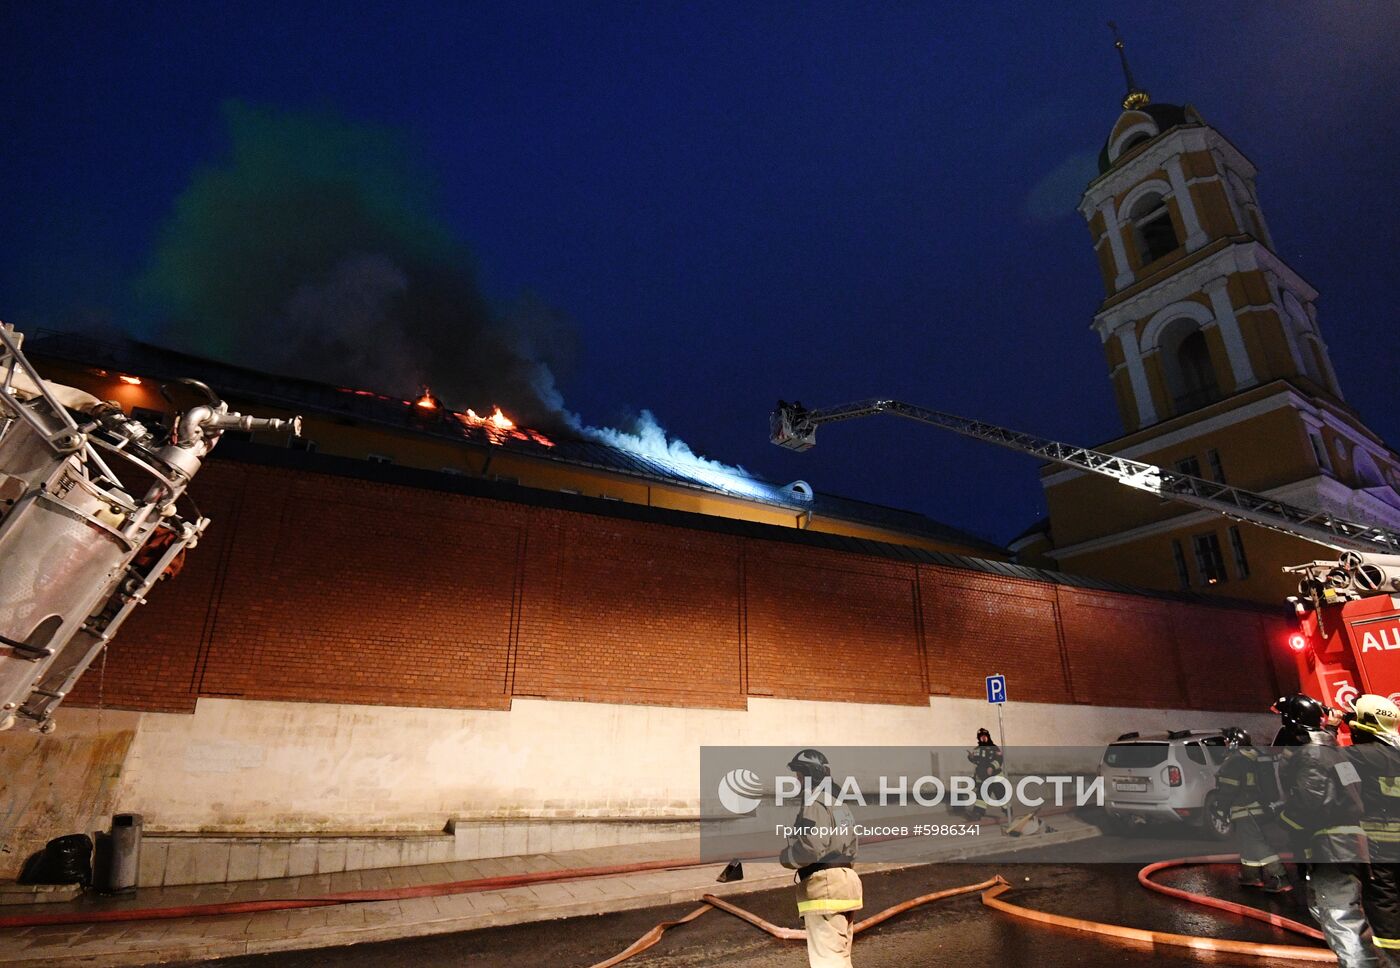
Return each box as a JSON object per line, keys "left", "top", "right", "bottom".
{"left": 985, "top": 674, "right": 1007, "bottom": 705}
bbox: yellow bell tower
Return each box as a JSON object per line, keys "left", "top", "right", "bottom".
{"left": 1019, "top": 29, "right": 1400, "bottom": 604}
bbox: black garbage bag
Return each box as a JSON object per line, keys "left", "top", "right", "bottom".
{"left": 18, "top": 833, "right": 93, "bottom": 886}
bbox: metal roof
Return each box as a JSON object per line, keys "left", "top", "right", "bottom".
{"left": 24, "top": 331, "right": 1005, "bottom": 555}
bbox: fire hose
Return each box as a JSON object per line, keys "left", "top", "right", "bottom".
{"left": 587, "top": 878, "right": 1002, "bottom": 968}
{"left": 589, "top": 856, "right": 1337, "bottom": 966}
{"left": 0, "top": 853, "right": 1341, "bottom": 963}
{"left": 0, "top": 812, "right": 1039, "bottom": 930}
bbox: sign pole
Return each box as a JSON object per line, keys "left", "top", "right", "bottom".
{"left": 996, "top": 697, "right": 1011, "bottom": 825}
{"left": 985, "top": 674, "right": 1011, "bottom": 826}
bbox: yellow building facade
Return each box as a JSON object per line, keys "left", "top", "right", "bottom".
{"left": 1016, "top": 80, "right": 1400, "bottom": 604}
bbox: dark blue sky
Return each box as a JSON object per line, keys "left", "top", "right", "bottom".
{"left": 4, "top": 2, "right": 1398, "bottom": 545}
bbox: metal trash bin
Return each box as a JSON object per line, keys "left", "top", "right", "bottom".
{"left": 104, "top": 813, "right": 142, "bottom": 894}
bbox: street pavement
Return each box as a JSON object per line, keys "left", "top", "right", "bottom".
{"left": 180, "top": 828, "right": 1329, "bottom": 967}
{"left": 0, "top": 811, "right": 1099, "bottom": 967}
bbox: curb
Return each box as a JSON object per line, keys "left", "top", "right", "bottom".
{"left": 1, "top": 823, "right": 1100, "bottom": 967}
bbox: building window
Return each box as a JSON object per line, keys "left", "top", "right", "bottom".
{"left": 1175, "top": 331, "right": 1221, "bottom": 411}
{"left": 1130, "top": 193, "right": 1179, "bottom": 266}
{"left": 1174, "top": 456, "right": 1202, "bottom": 477}
{"left": 1206, "top": 449, "right": 1227, "bottom": 483}
{"left": 1310, "top": 432, "right": 1332, "bottom": 473}
{"left": 367, "top": 453, "right": 394, "bottom": 464}
{"left": 1192, "top": 532, "right": 1228, "bottom": 585}
{"left": 1171, "top": 539, "right": 1191, "bottom": 590}
{"left": 1228, "top": 526, "right": 1250, "bottom": 579}
{"left": 1158, "top": 317, "right": 1222, "bottom": 415}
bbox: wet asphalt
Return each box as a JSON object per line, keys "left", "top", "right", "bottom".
{"left": 183, "top": 827, "right": 1329, "bottom": 967}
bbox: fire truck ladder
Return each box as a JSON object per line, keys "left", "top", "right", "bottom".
{"left": 769, "top": 398, "right": 1400, "bottom": 556}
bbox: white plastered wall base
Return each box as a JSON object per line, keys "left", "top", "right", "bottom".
{"left": 107, "top": 696, "right": 1280, "bottom": 834}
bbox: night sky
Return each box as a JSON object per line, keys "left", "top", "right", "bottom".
{"left": 4, "top": 3, "right": 1398, "bottom": 546}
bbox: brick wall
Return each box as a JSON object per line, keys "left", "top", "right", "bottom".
{"left": 67, "top": 458, "right": 1290, "bottom": 716}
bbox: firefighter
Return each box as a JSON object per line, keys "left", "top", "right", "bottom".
{"left": 779, "top": 748, "right": 863, "bottom": 968}
{"left": 1347, "top": 694, "right": 1400, "bottom": 965}
{"left": 1275, "top": 693, "right": 1377, "bottom": 968}
{"left": 1213, "top": 725, "right": 1289, "bottom": 892}
{"left": 967, "top": 727, "right": 1004, "bottom": 821}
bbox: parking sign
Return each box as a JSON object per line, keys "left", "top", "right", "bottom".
{"left": 985, "top": 674, "right": 1007, "bottom": 704}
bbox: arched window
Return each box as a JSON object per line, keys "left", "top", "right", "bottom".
{"left": 1227, "top": 171, "right": 1267, "bottom": 242}
{"left": 1353, "top": 448, "right": 1386, "bottom": 489}
{"left": 1129, "top": 192, "right": 1179, "bottom": 266}
{"left": 1157, "top": 317, "right": 1222, "bottom": 414}
{"left": 1177, "top": 331, "right": 1220, "bottom": 409}
{"left": 1280, "top": 289, "right": 1334, "bottom": 392}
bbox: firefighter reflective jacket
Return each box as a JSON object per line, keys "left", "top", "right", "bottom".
{"left": 1277, "top": 730, "right": 1369, "bottom": 864}
{"left": 968, "top": 744, "right": 1004, "bottom": 783}
{"left": 779, "top": 794, "right": 862, "bottom": 915}
{"left": 1349, "top": 741, "right": 1400, "bottom": 864}
{"left": 1214, "top": 748, "right": 1281, "bottom": 821}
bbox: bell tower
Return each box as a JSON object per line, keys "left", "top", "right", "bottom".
{"left": 1021, "top": 28, "right": 1400, "bottom": 604}
{"left": 1083, "top": 25, "right": 1344, "bottom": 433}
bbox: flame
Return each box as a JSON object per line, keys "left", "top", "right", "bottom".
{"left": 337, "top": 386, "right": 553, "bottom": 448}
{"left": 118, "top": 374, "right": 143, "bottom": 385}
{"left": 454, "top": 406, "right": 552, "bottom": 447}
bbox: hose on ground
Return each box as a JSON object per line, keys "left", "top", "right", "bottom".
{"left": 981, "top": 876, "right": 1335, "bottom": 963}
{"left": 591, "top": 859, "right": 1339, "bottom": 966}
{"left": 0, "top": 855, "right": 717, "bottom": 929}
{"left": 1138, "top": 853, "right": 1324, "bottom": 941}
{"left": 588, "top": 876, "right": 1005, "bottom": 966}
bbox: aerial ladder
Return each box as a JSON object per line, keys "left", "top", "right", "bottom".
{"left": 769, "top": 398, "right": 1400, "bottom": 708}
{"left": 0, "top": 322, "right": 300, "bottom": 732}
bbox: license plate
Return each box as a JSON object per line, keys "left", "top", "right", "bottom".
{"left": 1115, "top": 778, "right": 1148, "bottom": 792}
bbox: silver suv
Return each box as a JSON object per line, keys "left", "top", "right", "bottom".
{"left": 1100, "top": 729, "right": 1233, "bottom": 837}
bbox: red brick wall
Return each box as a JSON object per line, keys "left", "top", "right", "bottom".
{"left": 67, "top": 459, "right": 1291, "bottom": 716}
{"left": 744, "top": 544, "right": 928, "bottom": 706}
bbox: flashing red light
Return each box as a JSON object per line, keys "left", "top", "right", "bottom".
{"left": 1166, "top": 765, "right": 1182, "bottom": 787}
{"left": 118, "top": 374, "right": 142, "bottom": 385}
{"left": 1288, "top": 633, "right": 1308, "bottom": 653}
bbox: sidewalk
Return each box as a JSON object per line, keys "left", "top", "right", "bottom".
{"left": 0, "top": 817, "right": 1100, "bottom": 967}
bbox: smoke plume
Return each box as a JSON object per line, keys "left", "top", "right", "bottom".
{"left": 138, "top": 102, "right": 751, "bottom": 480}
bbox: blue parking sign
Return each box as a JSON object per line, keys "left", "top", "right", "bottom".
{"left": 985, "top": 674, "right": 1007, "bottom": 704}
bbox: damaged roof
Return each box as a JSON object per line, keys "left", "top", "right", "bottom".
{"left": 24, "top": 330, "right": 1006, "bottom": 556}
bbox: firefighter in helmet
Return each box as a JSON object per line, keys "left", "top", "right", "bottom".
{"left": 1275, "top": 694, "right": 1377, "bottom": 967}
{"left": 1347, "top": 694, "right": 1400, "bottom": 965}
{"left": 779, "top": 748, "right": 863, "bottom": 968}
{"left": 967, "top": 727, "right": 1004, "bottom": 821}
{"left": 1213, "top": 725, "right": 1289, "bottom": 892}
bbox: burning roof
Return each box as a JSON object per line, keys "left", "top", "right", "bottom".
{"left": 23, "top": 331, "right": 1004, "bottom": 553}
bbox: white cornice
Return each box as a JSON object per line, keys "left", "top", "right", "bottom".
{"left": 1091, "top": 240, "right": 1317, "bottom": 340}
{"left": 1079, "top": 123, "right": 1256, "bottom": 219}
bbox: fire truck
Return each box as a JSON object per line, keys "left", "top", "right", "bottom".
{"left": 0, "top": 323, "right": 299, "bottom": 732}
{"left": 769, "top": 398, "right": 1400, "bottom": 713}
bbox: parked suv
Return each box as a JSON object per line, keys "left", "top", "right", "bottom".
{"left": 1100, "top": 729, "right": 1233, "bottom": 836}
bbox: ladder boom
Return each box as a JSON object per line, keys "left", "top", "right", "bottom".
{"left": 770, "top": 398, "right": 1400, "bottom": 556}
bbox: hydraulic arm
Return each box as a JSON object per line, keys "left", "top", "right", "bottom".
{"left": 769, "top": 398, "right": 1400, "bottom": 557}
{"left": 0, "top": 322, "right": 300, "bottom": 732}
